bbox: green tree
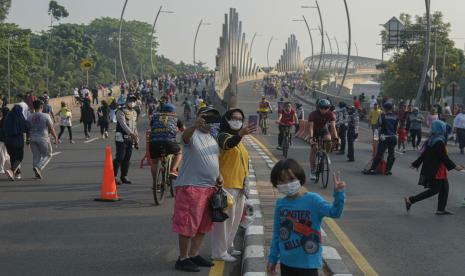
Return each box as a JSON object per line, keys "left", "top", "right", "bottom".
{"left": 0, "top": 0, "right": 11, "bottom": 22}
{"left": 48, "top": 0, "right": 69, "bottom": 22}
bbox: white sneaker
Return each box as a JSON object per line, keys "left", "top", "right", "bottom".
{"left": 213, "top": 253, "right": 237, "bottom": 262}
{"left": 327, "top": 156, "right": 331, "bottom": 165}
{"left": 310, "top": 173, "right": 317, "bottom": 181}
{"left": 228, "top": 249, "right": 242, "bottom": 256}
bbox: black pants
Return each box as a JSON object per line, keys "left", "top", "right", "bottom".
{"left": 338, "top": 124, "right": 347, "bottom": 152}
{"left": 370, "top": 136, "right": 396, "bottom": 170}
{"left": 457, "top": 128, "right": 465, "bottom": 150}
{"left": 347, "top": 129, "right": 357, "bottom": 161}
{"left": 280, "top": 264, "right": 318, "bottom": 276}
{"left": 83, "top": 122, "right": 92, "bottom": 137}
{"left": 100, "top": 122, "right": 109, "bottom": 135}
{"left": 5, "top": 143, "right": 24, "bottom": 171}
{"left": 295, "top": 123, "right": 300, "bottom": 134}
{"left": 278, "top": 125, "right": 291, "bottom": 147}
{"left": 58, "top": 126, "right": 73, "bottom": 140}
{"left": 92, "top": 96, "right": 98, "bottom": 105}
{"left": 113, "top": 141, "right": 133, "bottom": 178}
{"left": 410, "top": 129, "right": 422, "bottom": 148}
{"left": 410, "top": 179, "right": 449, "bottom": 211}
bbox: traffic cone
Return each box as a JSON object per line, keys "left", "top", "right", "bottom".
{"left": 95, "top": 146, "right": 121, "bottom": 202}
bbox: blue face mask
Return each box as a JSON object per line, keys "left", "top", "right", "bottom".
{"left": 209, "top": 123, "right": 220, "bottom": 139}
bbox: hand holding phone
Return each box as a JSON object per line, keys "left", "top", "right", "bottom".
{"left": 248, "top": 114, "right": 258, "bottom": 127}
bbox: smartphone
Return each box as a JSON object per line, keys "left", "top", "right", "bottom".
{"left": 248, "top": 114, "right": 258, "bottom": 128}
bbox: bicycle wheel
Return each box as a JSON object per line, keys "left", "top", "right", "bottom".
{"left": 153, "top": 165, "right": 166, "bottom": 205}
{"left": 314, "top": 151, "right": 321, "bottom": 183}
{"left": 263, "top": 118, "right": 267, "bottom": 135}
{"left": 320, "top": 153, "right": 330, "bottom": 189}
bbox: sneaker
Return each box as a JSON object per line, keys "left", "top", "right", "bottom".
{"left": 175, "top": 258, "right": 200, "bottom": 272}
{"left": 310, "top": 173, "right": 317, "bottom": 181}
{"left": 276, "top": 146, "right": 282, "bottom": 150}
{"left": 33, "top": 167, "right": 43, "bottom": 179}
{"left": 57, "top": 139, "right": 62, "bottom": 144}
{"left": 228, "top": 249, "right": 242, "bottom": 256}
{"left": 121, "top": 177, "right": 132, "bottom": 184}
{"left": 85, "top": 136, "right": 89, "bottom": 140}
{"left": 70, "top": 140, "right": 75, "bottom": 144}
{"left": 101, "top": 134, "right": 105, "bottom": 139}
{"left": 115, "top": 178, "right": 122, "bottom": 185}
{"left": 190, "top": 255, "right": 214, "bottom": 267}
{"left": 5, "top": 170, "right": 14, "bottom": 181}
{"left": 213, "top": 253, "right": 237, "bottom": 263}
{"left": 104, "top": 131, "right": 109, "bottom": 138}
{"left": 15, "top": 173, "right": 22, "bottom": 180}
{"left": 362, "top": 169, "right": 376, "bottom": 175}
{"left": 0, "top": 169, "right": 4, "bottom": 174}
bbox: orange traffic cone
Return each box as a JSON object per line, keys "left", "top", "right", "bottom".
{"left": 95, "top": 146, "right": 121, "bottom": 202}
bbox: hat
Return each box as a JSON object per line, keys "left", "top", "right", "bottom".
{"left": 198, "top": 106, "right": 220, "bottom": 116}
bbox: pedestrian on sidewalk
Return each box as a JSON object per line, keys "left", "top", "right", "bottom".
{"left": 211, "top": 108, "right": 256, "bottom": 262}
{"left": 407, "top": 107, "right": 424, "bottom": 150}
{"left": 172, "top": 106, "right": 223, "bottom": 272}
{"left": 405, "top": 120, "right": 464, "bottom": 215}
{"left": 27, "top": 100, "right": 58, "bottom": 179}
{"left": 56, "top": 102, "right": 74, "bottom": 144}
{"left": 97, "top": 100, "right": 111, "bottom": 139}
{"left": 4, "top": 104, "right": 30, "bottom": 180}
{"left": 453, "top": 107, "right": 465, "bottom": 154}
{"left": 0, "top": 107, "right": 10, "bottom": 174}
{"left": 267, "top": 159, "right": 346, "bottom": 276}
{"left": 80, "top": 99, "right": 96, "bottom": 140}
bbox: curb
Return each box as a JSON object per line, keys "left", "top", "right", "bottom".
{"left": 241, "top": 136, "right": 353, "bottom": 276}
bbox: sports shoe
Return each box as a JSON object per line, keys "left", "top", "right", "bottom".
{"left": 190, "top": 255, "right": 214, "bottom": 267}
{"left": 362, "top": 169, "right": 376, "bottom": 175}
{"left": 70, "top": 140, "right": 75, "bottom": 144}
{"left": 104, "top": 131, "right": 109, "bottom": 138}
{"left": 15, "top": 173, "right": 22, "bottom": 180}
{"left": 310, "top": 173, "right": 317, "bottom": 181}
{"left": 276, "top": 146, "right": 282, "bottom": 150}
{"left": 33, "top": 167, "right": 43, "bottom": 179}
{"left": 228, "top": 249, "right": 242, "bottom": 256}
{"left": 175, "top": 258, "right": 200, "bottom": 272}
{"left": 121, "top": 177, "right": 132, "bottom": 184}
{"left": 213, "top": 253, "right": 237, "bottom": 263}
{"left": 5, "top": 169, "right": 14, "bottom": 181}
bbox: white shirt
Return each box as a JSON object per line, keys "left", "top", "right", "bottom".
{"left": 369, "top": 98, "right": 377, "bottom": 109}
{"left": 453, "top": 113, "right": 465, "bottom": 129}
{"left": 444, "top": 106, "right": 452, "bottom": 115}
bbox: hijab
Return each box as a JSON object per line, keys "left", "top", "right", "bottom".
{"left": 428, "top": 120, "right": 446, "bottom": 147}
{"left": 4, "top": 104, "right": 29, "bottom": 136}
{"left": 220, "top": 108, "right": 245, "bottom": 135}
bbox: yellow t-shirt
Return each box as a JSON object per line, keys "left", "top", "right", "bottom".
{"left": 369, "top": 109, "right": 383, "bottom": 125}
{"left": 219, "top": 140, "right": 249, "bottom": 189}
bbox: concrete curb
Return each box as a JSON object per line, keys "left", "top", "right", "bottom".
{"left": 241, "top": 136, "right": 353, "bottom": 276}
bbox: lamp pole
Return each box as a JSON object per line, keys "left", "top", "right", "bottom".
{"left": 150, "top": 6, "right": 174, "bottom": 76}
{"left": 415, "top": 0, "right": 431, "bottom": 106}
{"left": 7, "top": 37, "right": 11, "bottom": 103}
{"left": 267, "top": 36, "right": 277, "bottom": 69}
{"left": 118, "top": 0, "right": 129, "bottom": 83}
{"left": 302, "top": 1, "right": 325, "bottom": 82}
{"left": 250, "top": 33, "right": 262, "bottom": 57}
{"left": 193, "top": 19, "right": 211, "bottom": 72}
{"left": 292, "top": 17, "right": 315, "bottom": 75}
{"left": 338, "top": 0, "right": 351, "bottom": 96}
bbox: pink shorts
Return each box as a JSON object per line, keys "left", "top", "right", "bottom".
{"left": 172, "top": 186, "right": 216, "bottom": 237}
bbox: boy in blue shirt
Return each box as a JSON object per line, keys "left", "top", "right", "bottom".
{"left": 267, "top": 159, "right": 346, "bottom": 275}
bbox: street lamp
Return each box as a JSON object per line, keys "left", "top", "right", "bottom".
{"left": 193, "top": 19, "right": 211, "bottom": 72}
{"left": 7, "top": 37, "right": 11, "bottom": 103}
{"left": 415, "top": 0, "right": 432, "bottom": 106}
{"left": 302, "top": 1, "right": 325, "bottom": 82}
{"left": 338, "top": 0, "right": 351, "bottom": 96}
{"left": 267, "top": 36, "right": 277, "bottom": 69}
{"left": 118, "top": 0, "right": 129, "bottom": 83}
{"left": 150, "top": 6, "right": 174, "bottom": 76}
{"left": 250, "top": 33, "right": 262, "bottom": 57}
{"left": 292, "top": 17, "right": 316, "bottom": 74}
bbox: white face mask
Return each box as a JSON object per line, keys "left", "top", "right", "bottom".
{"left": 277, "top": 180, "right": 301, "bottom": 196}
{"left": 228, "top": 120, "right": 243, "bottom": 130}
{"left": 127, "top": 102, "right": 136, "bottom": 108}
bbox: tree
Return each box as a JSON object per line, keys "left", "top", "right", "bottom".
{"left": 0, "top": 0, "right": 11, "bottom": 22}
{"left": 380, "top": 12, "right": 465, "bottom": 103}
{"left": 48, "top": 0, "right": 69, "bottom": 22}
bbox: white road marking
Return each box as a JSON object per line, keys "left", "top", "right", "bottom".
{"left": 71, "top": 124, "right": 82, "bottom": 129}
{"left": 52, "top": 151, "right": 62, "bottom": 156}
{"left": 84, "top": 137, "right": 100, "bottom": 143}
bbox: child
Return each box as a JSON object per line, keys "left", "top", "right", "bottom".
{"left": 267, "top": 159, "right": 346, "bottom": 276}
{"left": 397, "top": 120, "right": 407, "bottom": 153}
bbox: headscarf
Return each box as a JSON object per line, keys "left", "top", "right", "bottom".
{"left": 4, "top": 104, "right": 29, "bottom": 136}
{"left": 220, "top": 108, "right": 245, "bottom": 135}
{"left": 428, "top": 120, "right": 446, "bottom": 147}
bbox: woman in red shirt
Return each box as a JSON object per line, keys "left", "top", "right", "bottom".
{"left": 405, "top": 120, "right": 464, "bottom": 215}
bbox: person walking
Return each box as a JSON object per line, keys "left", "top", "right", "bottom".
{"left": 363, "top": 102, "right": 398, "bottom": 175}
{"left": 404, "top": 120, "right": 464, "bottom": 215}
{"left": 211, "top": 108, "right": 256, "bottom": 262}
{"left": 97, "top": 100, "right": 111, "bottom": 139}
{"left": 56, "top": 102, "right": 74, "bottom": 144}
{"left": 92, "top": 86, "right": 99, "bottom": 105}
{"left": 27, "top": 100, "right": 58, "bottom": 179}
{"left": 407, "top": 107, "right": 424, "bottom": 150}
{"left": 368, "top": 103, "right": 383, "bottom": 135}
{"left": 172, "top": 106, "right": 223, "bottom": 272}
{"left": 346, "top": 106, "right": 359, "bottom": 162}
{"left": 113, "top": 95, "right": 139, "bottom": 185}
{"left": 453, "top": 107, "right": 465, "bottom": 154}
{"left": 426, "top": 108, "right": 439, "bottom": 130}
{"left": 267, "top": 159, "right": 346, "bottom": 276}
{"left": 80, "top": 99, "right": 96, "bottom": 140}
{"left": 0, "top": 107, "right": 10, "bottom": 174}
{"left": 3, "top": 104, "right": 30, "bottom": 180}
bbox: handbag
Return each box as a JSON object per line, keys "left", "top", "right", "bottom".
{"left": 210, "top": 188, "right": 229, "bottom": 222}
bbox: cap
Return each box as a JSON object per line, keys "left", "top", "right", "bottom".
{"left": 162, "top": 103, "right": 176, "bottom": 113}
{"left": 198, "top": 106, "right": 220, "bottom": 116}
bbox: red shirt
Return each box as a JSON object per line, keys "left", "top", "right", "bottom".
{"left": 279, "top": 109, "right": 296, "bottom": 126}
{"left": 308, "top": 110, "right": 336, "bottom": 133}
{"left": 354, "top": 99, "right": 361, "bottom": 109}
{"left": 435, "top": 163, "right": 448, "bottom": 180}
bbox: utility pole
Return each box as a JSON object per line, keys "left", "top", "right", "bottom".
{"left": 118, "top": 0, "right": 129, "bottom": 83}
{"left": 338, "top": 0, "right": 352, "bottom": 96}
{"left": 150, "top": 6, "right": 174, "bottom": 76}
{"left": 432, "top": 30, "right": 438, "bottom": 104}
{"left": 193, "top": 19, "right": 211, "bottom": 72}
{"left": 415, "top": 0, "right": 431, "bottom": 107}
{"left": 441, "top": 47, "right": 446, "bottom": 100}
{"left": 7, "top": 37, "right": 11, "bottom": 103}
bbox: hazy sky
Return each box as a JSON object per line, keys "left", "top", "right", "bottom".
{"left": 6, "top": 0, "right": 465, "bottom": 68}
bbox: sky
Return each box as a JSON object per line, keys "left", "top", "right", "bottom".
{"left": 5, "top": 0, "right": 465, "bottom": 69}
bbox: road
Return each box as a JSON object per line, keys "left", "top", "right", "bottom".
{"left": 0, "top": 91, "right": 240, "bottom": 276}
{"left": 237, "top": 80, "right": 465, "bottom": 276}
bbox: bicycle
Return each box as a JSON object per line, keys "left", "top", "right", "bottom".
{"left": 313, "top": 138, "right": 330, "bottom": 189}
{"left": 152, "top": 147, "right": 175, "bottom": 205}
{"left": 281, "top": 125, "right": 292, "bottom": 158}
{"left": 258, "top": 112, "right": 268, "bottom": 135}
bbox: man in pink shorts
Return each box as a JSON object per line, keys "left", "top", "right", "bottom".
{"left": 172, "top": 106, "right": 223, "bottom": 272}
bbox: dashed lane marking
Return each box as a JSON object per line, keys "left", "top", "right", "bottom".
{"left": 84, "top": 137, "right": 100, "bottom": 144}
{"left": 51, "top": 151, "right": 62, "bottom": 156}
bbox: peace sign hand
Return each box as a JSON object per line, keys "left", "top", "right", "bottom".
{"left": 333, "top": 171, "right": 347, "bottom": 192}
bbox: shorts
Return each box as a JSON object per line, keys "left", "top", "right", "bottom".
{"left": 314, "top": 128, "right": 330, "bottom": 139}
{"left": 172, "top": 186, "right": 216, "bottom": 237}
{"left": 149, "top": 141, "right": 181, "bottom": 159}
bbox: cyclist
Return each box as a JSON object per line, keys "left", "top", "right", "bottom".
{"left": 182, "top": 97, "right": 193, "bottom": 121}
{"left": 257, "top": 97, "right": 272, "bottom": 128}
{"left": 276, "top": 102, "right": 298, "bottom": 150}
{"left": 150, "top": 103, "right": 185, "bottom": 181}
{"left": 308, "top": 99, "right": 339, "bottom": 180}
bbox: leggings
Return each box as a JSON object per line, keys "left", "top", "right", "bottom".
{"left": 5, "top": 143, "right": 24, "bottom": 171}
{"left": 409, "top": 179, "right": 449, "bottom": 212}
{"left": 58, "top": 126, "right": 73, "bottom": 140}
{"left": 280, "top": 264, "right": 318, "bottom": 276}
{"left": 83, "top": 122, "right": 92, "bottom": 137}
{"left": 100, "top": 121, "right": 109, "bottom": 135}
{"left": 410, "top": 129, "right": 422, "bottom": 148}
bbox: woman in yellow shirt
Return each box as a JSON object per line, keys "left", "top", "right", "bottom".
{"left": 211, "top": 108, "right": 256, "bottom": 262}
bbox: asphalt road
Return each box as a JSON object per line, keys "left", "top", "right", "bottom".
{"left": 237, "top": 80, "right": 465, "bottom": 276}
{"left": 0, "top": 91, "right": 240, "bottom": 276}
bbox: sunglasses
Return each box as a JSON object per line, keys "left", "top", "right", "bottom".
{"left": 320, "top": 106, "right": 330, "bottom": 110}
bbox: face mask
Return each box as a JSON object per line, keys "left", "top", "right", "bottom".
{"left": 228, "top": 120, "right": 243, "bottom": 130}
{"left": 127, "top": 102, "right": 136, "bottom": 108}
{"left": 277, "top": 180, "right": 301, "bottom": 196}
